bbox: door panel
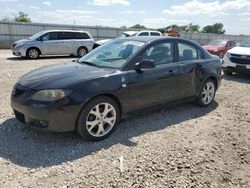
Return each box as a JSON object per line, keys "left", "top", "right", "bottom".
{"left": 40, "top": 32, "right": 64, "bottom": 55}
{"left": 127, "top": 63, "right": 181, "bottom": 110}
{"left": 177, "top": 42, "right": 207, "bottom": 97}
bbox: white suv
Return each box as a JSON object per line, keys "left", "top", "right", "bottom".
{"left": 223, "top": 39, "right": 250, "bottom": 75}
{"left": 93, "top": 30, "right": 162, "bottom": 49}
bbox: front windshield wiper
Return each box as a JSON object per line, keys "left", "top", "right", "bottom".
{"left": 78, "top": 60, "right": 104, "bottom": 68}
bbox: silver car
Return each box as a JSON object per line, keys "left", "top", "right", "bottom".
{"left": 12, "top": 30, "right": 94, "bottom": 59}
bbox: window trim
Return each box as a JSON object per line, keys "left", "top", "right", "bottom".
{"left": 135, "top": 40, "right": 175, "bottom": 67}
{"left": 177, "top": 41, "right": 204, "bottom": 62}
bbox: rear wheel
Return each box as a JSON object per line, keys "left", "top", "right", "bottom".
{"left": 77, "top": 47, "right": 88, "bottom": 57}
{"left": 26, "top": 48, "right": 40, "bottom": 59}
{"left": 76, "top": 96, "right": 120, "bottom": 141}
{"left": 197, "top": 79, "right": 216, "bottom": 107}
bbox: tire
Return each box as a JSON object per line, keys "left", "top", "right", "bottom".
{"left": 76, "top": 96, "right": 120, "bottom": 141}
{"left": 223, "top": 69, "right": 233, "bottom": 75}
{"left": 197, "top": 79, "right": 216, "bottom": 107}
{"left": 77, "top": 47, "right": 88, "bottom": 57}
{"left": 26, "top": 48, "right": 40, "bottom": 59}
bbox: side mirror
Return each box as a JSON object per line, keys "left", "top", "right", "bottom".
{"left": 134, "top": 59, "right": 156, "bottom": 72}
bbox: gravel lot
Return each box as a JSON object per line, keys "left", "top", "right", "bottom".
{"left": 0, "top": 50, "right": 249, "bottom": 188}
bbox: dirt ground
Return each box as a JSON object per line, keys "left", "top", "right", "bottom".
{"left": 0, "top": 50, "right": 249, "bottom": 188}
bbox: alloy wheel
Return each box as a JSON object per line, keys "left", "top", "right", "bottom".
{"left": 86, "top": 103, "right": 116, "bottom": 137}
{"left": 201, "top": 81, "right": 215, "bottom": 105}
{"left": 29, "top": 49, "right": 39, "bottom": 59}
{"left": 79, "top": 48, "right": 87, "bottom": 57}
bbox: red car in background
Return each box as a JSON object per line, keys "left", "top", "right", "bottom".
{"left": 203, "top": 40, "right": 236, "bottom": 58}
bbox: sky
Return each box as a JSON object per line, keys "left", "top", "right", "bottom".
{"left": 0, "top": 0, "right": 250, "bottom": 35}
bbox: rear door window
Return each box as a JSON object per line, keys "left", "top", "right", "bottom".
{"left": 178, "top": 42, "right": 198, "bottom": 61}
{"left": 63, "top": 32, "right": 75, "bottom": 40}
{"left": 75, "top": 32, "right": 90, "bottom": 39}
{"left": 138, "top": 32, "right": 149, "bottom": 36}
{"left": 150, "top": 32, "right": 161, "bottom": 36}
{"left": 56, "top": 32, "right": 65, "bottom": 40}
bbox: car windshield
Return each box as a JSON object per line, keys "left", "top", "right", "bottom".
{"left": 240, "top": 39, "right": 250, "bottom": 47}
{"left": 208, "top": 40, "right": 226, "bottom": 46}
{"left": 28, "top": 31, "right": 47, "bottom": 40}
{"left": 117, "top": 33, "right": 131, "bottom": 38}
{"left": 79, "top": 40, "right": 145, "bottom": 69}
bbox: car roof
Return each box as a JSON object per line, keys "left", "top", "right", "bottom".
{"left": 117, "top": 36, "right": 180, "bottom": 42}
{"left": 123, "top": 30, "right": 161, "bottom": 36}
{"left": 43, "top": 30, "right": 89, "bottom": 33}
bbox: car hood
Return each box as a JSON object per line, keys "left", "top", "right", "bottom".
{"left": 228, "top": 46, "right": 250, "bottom": 55}
{"left": 14, "top": 39, "right": 29, "bottom": 44}
{"left": 203, "top": 45, "right": 222, "bottom": 51}
{"left": 95, "top": 39, "right": 111, "bottom": 45}
{"left": 18, "top": 62, "right": 116, "bottom": 90}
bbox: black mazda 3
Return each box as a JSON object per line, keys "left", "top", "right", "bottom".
{"left": 11, "top": 37, "right": 222, "bottom": 140}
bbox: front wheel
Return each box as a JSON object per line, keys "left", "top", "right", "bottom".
{"left": 76, "top": 96, "right": 120, "bottom": 141}
{"left": 197, "top": 79, "right": 216, "bottom": 107}
{"left": 26, "top": 48, "right": 39, "bottom": 59}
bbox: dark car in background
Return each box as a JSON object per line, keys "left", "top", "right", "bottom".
{"left": 11, "top": 37, "right": 222, "bottom": 141}
{"left": 203, "top": 39, "right": 236, "bottom": 58}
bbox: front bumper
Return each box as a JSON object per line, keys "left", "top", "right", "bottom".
{"left": 12, "top": 46, "right": 26, "bottom": 57}
{"left": 222, "top": 55, "right": 250, "bottom": 74}
{"left": 11, "top": 85, "right": 80, "bottom": 132}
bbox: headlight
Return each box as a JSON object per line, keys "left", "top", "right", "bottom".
{"left": 15, "top": 42, "right": 26, "bottom": 48}
{"left": 30, "top": 89, "right": 71, "bottom": 102}
{"left": 226, "top": 52, "right": 231, "bottom": 59}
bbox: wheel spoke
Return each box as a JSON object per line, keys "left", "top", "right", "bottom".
{"left": 90, "top": 106, "right": 101, "bottom": 118}
{"left": 86, "top": 102, "right": 117, "bottom": 137}
{"left": 103, "top": 104, "right": 112, "bottom": 117}
{"left": 96, "top": 124, "right": 105, "bottom": 135}
{"left": 104, "top": 116, "right": 115, "bottom": 126}
{"left": 86, "top": 120, "right": 99, "bottom": 131}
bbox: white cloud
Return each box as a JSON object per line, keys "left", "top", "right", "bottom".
{"left": 0, "top": 0, "right": 17, "bottom": 2}
{"left": 137, "top": 11, "right": 145, "bottom": 14}
{"left": 163, "top": 0, "right": 250, "bottom": 16}
{"left": 143, "top": 17, "right": 190, "bottom": 28}
{"left": 29, "top": 6, "right": 40, "bottom": 10}
{"left": 118, "top": 10, "right": 133, "bottom": 14}
{"left": 241, "top": 17, "right": 250, "bottom": 22}
{"left": 239, "top": 12, "right": 250, "bottom": 16}
{"left": 91, "top": 0, "right": 130, "bottom": 6}
{"left": 43, "top": 1, "right": 51, "bottom": 6}
{"left": 35, "top": 9, "right": 98, "bottom": 25}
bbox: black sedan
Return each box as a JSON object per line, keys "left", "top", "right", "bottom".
{"left": 11, "top": 37, "right": 222, "bottom": 140}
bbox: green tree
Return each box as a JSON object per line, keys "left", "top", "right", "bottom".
{"left": 202, "top": 23, "right": 225, "bottom": 34}
{"left": 165, "top": 24, "right": 200, "bottom": 33}
{"left": 130, "top": 24, "right": 147, "bottom": 29}
{"left": 1, "top": 16, "right": 11, "bottom": 22}
{"left": 14, "top": 11, "right": 31, "bottom": 22}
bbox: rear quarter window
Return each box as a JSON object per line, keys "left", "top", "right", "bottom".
{"left": 178, "top": 42, "right": 201, "bottom": 61}
{"left": 75, "top": 32, "right": 90, "bottom": 39}
{"left": 150, "top": 32, "right": 161, "bottom": 36}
